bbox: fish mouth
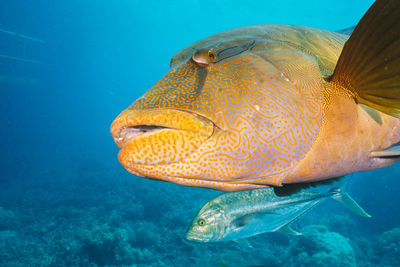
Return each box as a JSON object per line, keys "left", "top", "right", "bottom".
{"left": 113, "top": 124, "right": 173, "bottom": 149}
{"left": 111, "top": 108, "right": 217, "bottom": 166}
{"left": 186, "top": 232, "right": 210, "bottom": 242}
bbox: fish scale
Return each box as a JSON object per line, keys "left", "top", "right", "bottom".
{"left": 111, "top": 0, "right": 400, "bottom": 191}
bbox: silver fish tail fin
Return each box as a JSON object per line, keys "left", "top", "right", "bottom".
{"left": 330, "top": 179, "right": 371, "bottom": 218}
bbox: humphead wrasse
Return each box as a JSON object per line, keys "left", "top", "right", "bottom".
{"left": 111, "top": 0, "right": 400, "bottom": 191}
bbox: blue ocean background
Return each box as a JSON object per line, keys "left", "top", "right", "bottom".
{"left": 1, "top": 0, "right": 399, "bottom": 266}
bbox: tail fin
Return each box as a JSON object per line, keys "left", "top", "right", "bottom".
{"left": 330, "top": 179, "right": 371, "bottom": 218}
{"left": 328, "top": 0, "right": 400, "bottom": 118}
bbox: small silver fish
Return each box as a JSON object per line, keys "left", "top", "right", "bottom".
{"left": 186, "top": 179, "right": 370, "bottom": 242}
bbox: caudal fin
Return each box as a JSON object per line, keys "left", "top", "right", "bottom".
{"left": 328, "top": 0, "right": 400, "bottom": 118}
{"left": 330, "top": 179, "right": 371, "bottom": 218}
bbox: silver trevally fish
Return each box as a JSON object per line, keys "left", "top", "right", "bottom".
{"left": 186, "top": 179, "right": 370, "bottom": 242}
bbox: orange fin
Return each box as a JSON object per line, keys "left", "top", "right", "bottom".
{"left": 328, "top": 0, "right": 400, "bottom": 118}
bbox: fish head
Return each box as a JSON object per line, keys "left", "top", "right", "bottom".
{"left": 111, "top": 26, "right": 323, "bottom": 191}
{"left": 186, "top": 202, "right": 227, "bottom": 242}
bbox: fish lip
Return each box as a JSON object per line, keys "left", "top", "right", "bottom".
{"left": 111, "top": 108, "right": 218, "bottom": 149}
{"left": 113, "top": 124, "right": 171, "bottom": 149}
{"left": 186, "top": 232, "right": 210, "bottom": 242}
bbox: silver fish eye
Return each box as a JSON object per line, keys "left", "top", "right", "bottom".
{"left": 197, "top": 218, "right": 206, "bottom": 226}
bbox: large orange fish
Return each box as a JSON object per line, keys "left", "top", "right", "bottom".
{"left": 111, "top": 0, "right": 400, "bottom": 192}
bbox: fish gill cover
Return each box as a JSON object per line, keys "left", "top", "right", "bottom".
{"left": 0, "top": 0, "right": 399, "bottom": 266}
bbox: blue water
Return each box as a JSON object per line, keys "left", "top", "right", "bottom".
{"left": 1, "top": 0, "right": 399, "bottom": 266}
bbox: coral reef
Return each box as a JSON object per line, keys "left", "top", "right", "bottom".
{"left": 286, "top": 225, "right": 357, "bottom": 267}
{"left": 80, "top": 224, "right": 152, "bottom": 265}
{"left": 0, "top": 206, "right": 15, "bottom": 230}
{"left": 376, "top": 228, "right": 400, "bottom": 266}
{"left": 0, "top": 158, "right": 399, "bottom": 266}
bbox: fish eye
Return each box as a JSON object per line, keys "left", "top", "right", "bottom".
{"left": 197, "top": 218, "right": 206, "bottom": 226}
{"left": 208, "top": 50, "right": 216, "bottom": 60}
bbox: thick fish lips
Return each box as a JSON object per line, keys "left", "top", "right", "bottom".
{"left": 111, "top": 109, "right": 215, "bottom": 167}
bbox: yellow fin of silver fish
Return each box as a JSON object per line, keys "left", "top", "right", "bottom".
{"left": 330, "top": 179, "right": 371, "bottom": 218}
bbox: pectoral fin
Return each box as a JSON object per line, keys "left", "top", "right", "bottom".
{"left": 359, "top": 104, "right": 382, "bottom": 125}
{"left": 233, "top": 212, "right": 274, "bottom": 228}
{"left": 328, "top": 0, "right": 400, "bottom": 118}
{"left": 234, "top": 214, "right": 256, "bottom": 228}
{"left": 370, "top": 143, "right": 400, "bottom": 158}
{"left": 277, "top": 224, "right": 302, "bottom": 236}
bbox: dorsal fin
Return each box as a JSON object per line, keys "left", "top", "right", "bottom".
{"left": 274, "top": 177, "right": 343, "bottom": 197}
{"left": 328, "top": 0, "right": 400, "bottom": 118}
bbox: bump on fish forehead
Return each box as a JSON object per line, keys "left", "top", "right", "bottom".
{"left": 112, "top": 26, "right": 325, "bottom": 191}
